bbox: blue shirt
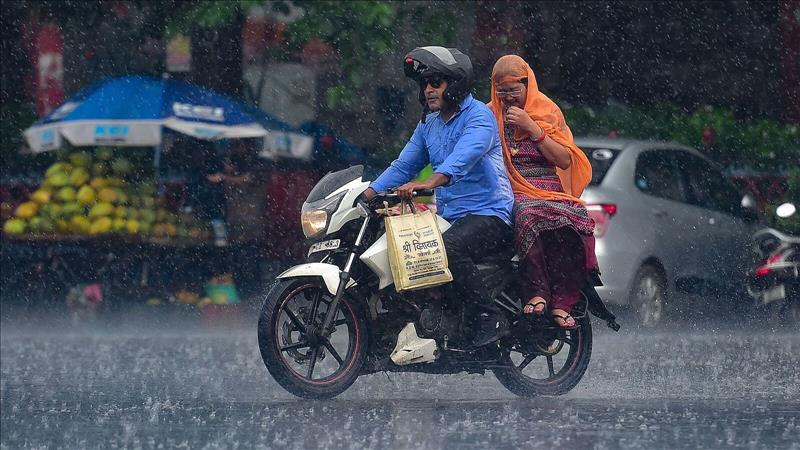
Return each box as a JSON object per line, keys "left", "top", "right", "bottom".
{"left": 370, "top": 95, "right": 513, "bottom": 224}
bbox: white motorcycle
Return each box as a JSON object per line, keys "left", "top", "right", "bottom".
{"left": 257, "top": 165, "right": 620, "bottom": 399}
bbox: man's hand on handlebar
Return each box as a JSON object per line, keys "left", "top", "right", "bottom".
{"left": 362, "top": 187, "right": 378, "bottom": 200}
{"left": 394, "top": 181, "right": 433, "bottom": 200}
{"left": 360, "top": 172, "right": 447, "bottom": 208}
{"left": 394, "top": 173, "right": 449, "bottom": 200}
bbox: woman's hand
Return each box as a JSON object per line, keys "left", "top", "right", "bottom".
{"left": 505, "top": 106, "right": 541, "bottom": 137}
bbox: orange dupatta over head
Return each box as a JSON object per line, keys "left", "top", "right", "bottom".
{"left": 487, "top": 55, "right": 592, "bottom": 202}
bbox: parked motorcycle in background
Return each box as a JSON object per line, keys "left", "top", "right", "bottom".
{"left": 747, "top": 203, "right": 800, "bottom": 326}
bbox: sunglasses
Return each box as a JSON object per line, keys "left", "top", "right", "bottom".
{"left": 495, "top": 88, "right": 524, "bottom": 98}
{"left": 495, "top": 78, "right": 527, "bottom": 98}
{"left": 419, "top": 76, "right": 445, "bottom": 89}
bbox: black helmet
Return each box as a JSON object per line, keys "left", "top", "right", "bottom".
{"left": 404, "top": 46, "right": 474, "bottom": 111}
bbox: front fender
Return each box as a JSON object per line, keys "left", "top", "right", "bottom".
{"left": 277, "top": 262, "right": 356, "bottom": 295}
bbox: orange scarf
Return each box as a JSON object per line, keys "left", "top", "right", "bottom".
{"left": 487, "top": 55, "right": 591, "bottom": 203}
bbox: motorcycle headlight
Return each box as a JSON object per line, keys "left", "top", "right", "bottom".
{"left": 301, "top": 210, "right": 328, "bottom": 238}
{"left": 300, "top": 192, "right": 347, "bottom": 238}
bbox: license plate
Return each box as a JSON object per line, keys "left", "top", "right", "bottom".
{"left": 308, "top": 239, "right": 340, "bottom": 257}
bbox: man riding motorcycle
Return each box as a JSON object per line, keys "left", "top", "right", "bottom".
{"left": 363, "top": 46, "right": 515, "bottom": 349}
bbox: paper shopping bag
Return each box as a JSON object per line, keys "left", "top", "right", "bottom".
{"left": 385, "top": 206, "right": 452, "bottom": 291}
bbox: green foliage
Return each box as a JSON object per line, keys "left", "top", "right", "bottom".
{"left": 284, "top": 1, "right": 397, "bottom": 109}
{"left": 784, "top": 169, "right": 800, "bottom": 234}
{"left": 767, "top": 168, "right": 800, "bottom": 232}
{"left": 685, "top": 107, "right": 738, "bottom": 142}
{"left": 787, "top": 168, "right": 800, "bottom": 201}
{"left": 324, "top": 85, "right": 354, "bottom": 111}
{"left": 560, "top": 101, "right": 798, "bottom": 171}
{"left": 765, "top": 168, "right": 800, "bottom": 234}
{"left": 164, "top": 0, "right": 469, "bottom": 110}
{"left": 283, "top": 1, "right": 469, "bottom": 110}
{"left": 164, "top": 0, "right": 261, "bottom": 36}
{"left": 399, "top": 2, "right": 465, "bottom": 46}
{"left": 736, "top": 120, "right": 799, "bottom": 169}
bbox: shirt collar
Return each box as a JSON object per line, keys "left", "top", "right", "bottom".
{"left": 439, "top": 94, "right": 473, "bottom": 124}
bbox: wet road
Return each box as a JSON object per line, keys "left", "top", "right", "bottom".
{"left": 2, "top": 308, "right": 799, "bottom": 449}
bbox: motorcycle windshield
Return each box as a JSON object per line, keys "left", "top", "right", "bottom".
{"left": 305, "top": 165, "right": 364, "bottom": 203}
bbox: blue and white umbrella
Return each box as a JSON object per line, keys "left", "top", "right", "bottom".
{"left": 244, "top": 105, "right": 314, "bottom": 161}
{"left": 24, "top": 75, "right": 269, "bottom": 153}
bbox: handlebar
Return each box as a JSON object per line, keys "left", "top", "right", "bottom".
{"left": 383, "top": 188, "right": 435, "bottom": 198}
{"left": 357, "top": 189, "right": 435, "bottom": 215}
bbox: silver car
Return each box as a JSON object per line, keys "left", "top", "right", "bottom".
{"left": 575, "top": 137, "right": 761, "bottom": 325}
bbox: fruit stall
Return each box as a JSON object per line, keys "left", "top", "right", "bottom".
{"left": 0, "top": 147, "right": 233, "bottom": 310}
{"left": 0, "top": 75, "right": 295, "bottom": 312}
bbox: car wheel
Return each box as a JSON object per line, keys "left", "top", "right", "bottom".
{"left": 630, "top": 264, "right": 667, "bottom": 327}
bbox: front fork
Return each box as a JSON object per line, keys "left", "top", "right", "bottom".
{"left": 319, "top": 213, "right": 371, "bottom": 337}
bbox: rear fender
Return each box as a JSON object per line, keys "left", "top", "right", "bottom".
{"left": 277, "top": 263, "right": 356, "bottom": 295}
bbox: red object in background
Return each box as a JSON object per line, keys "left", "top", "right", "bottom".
{"left": 755, "top": 266, "right": 771, "bottom": 277}
{"left": 242, "top": 14, "right": 285, "bottom": 61}
{"left": 0, "top": 182, "right": 36, "bottom": 210}
{"left": 31, "top": 23, "right": 65, "bottom": 117}
{"left": 263, "top": 170, "right": 318, "bottom": 259}
{"left": 586, "top": 203, "right": 618, "bottom": 237}
{"left": 320, "top": 134, "right": 335, "bottom": 152}
{"left": 83, "top": 283, "right": 104, "bottom": 305}
{"left": 301, "top": 37, "right": 334, "bottom": 67}
{"left": 110, "top": 0, "right": 130, "bottom": 18}
{"left": 755, "top": 251, "right": 789, "bottom": 277}
{"left": 607, "top": 130, "right": 621, "bottom": 138}
{"left": 701, "top": 126, "right": 717, "bottom": 145}
{"left": 729, "top": 175, "right": 789, "bottom": 211}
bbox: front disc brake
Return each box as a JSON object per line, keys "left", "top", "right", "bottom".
{"left": 280, "top": 305, "right": 329, "bottom": 364}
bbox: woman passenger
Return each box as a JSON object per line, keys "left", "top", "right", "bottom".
{"left": 487, "top": 55, "right": 598, "bottom": 328}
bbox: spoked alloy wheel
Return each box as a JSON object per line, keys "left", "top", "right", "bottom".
{"left": 257, "top": 279, "right": 367, "bottom": 399}
{"left": 493, "top": 317, "right": 592, "bottom": 397}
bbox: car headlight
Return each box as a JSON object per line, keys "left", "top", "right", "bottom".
{"left": 300, "top": 192, "right": 347, "bottom": 238}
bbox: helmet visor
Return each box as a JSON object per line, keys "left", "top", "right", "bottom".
{"left": 404, "top": 57, "right": 427, "bottom": 80}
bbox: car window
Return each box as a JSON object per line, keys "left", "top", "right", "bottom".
{"left": 634, "top": 150, "right": 686, "bottom": 202}
{"left": 581, "top": 147, "right": 621, "bottom": 185}
{"left": 673, "top": 151, "right": 743, "bottom": 215}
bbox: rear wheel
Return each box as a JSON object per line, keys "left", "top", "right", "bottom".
{"left": 257, "top": 278, "right": 367, "bottom": 399}
{"left": 630, "top": 264, "right": 667, "bottom": 327}
{"left": 494, "top": 316, "right": 592, "bottom": 397}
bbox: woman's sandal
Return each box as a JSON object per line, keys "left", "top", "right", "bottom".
{"left": 522, "top": 297, "right": 547, "bottom": 315}
{"left": 551, "top": 310, "right": 577, "bottom": 329}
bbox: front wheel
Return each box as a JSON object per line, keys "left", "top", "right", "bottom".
{"left": 257, "top": 278, "right": 367, "bottom": 399}
{"left": 493, "top": 316, "right": 592, "bottom": 397}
